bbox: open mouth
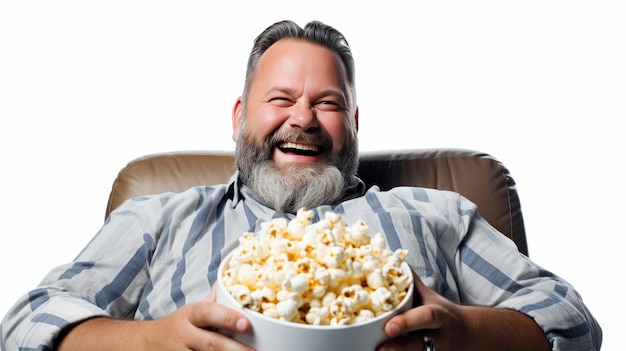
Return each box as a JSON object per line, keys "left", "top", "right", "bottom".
{"left": 277, "top": 141, "right": 323, "bottom": 156}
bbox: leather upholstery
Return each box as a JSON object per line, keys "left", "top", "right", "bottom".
{"left": 106, "top": 148, "right": 528, "bottom": 255}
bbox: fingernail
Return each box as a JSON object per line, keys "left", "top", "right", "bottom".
{"left": 236, "top": 318, "right": 247, "bottom": 332}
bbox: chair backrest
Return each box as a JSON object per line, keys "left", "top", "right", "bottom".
{"left": 106, "top": 148, "right": 528, "bottom": 255}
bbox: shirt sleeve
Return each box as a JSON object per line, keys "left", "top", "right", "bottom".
{"left": 0, "top": 194, "right": 165, "bottom": 350}
{"left": 454, "top": 198, "right": 602, "bottom": 350}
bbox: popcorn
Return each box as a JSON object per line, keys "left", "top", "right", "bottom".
{"left": 222, "top": 208, "right": 410, "bottom": 325}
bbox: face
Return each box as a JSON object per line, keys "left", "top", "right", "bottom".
{"left": 231, "top": 39, "right": 359, "bottom": 213}
{"left": 232, "top": 39, "right": 358, "bottom": 170}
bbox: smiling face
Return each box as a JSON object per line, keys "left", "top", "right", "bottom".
{"left": 233, "top": 38, "right": 358, "bottom": 169}
{"left": 232, "top": 38, "right": 359, "bottom": 213}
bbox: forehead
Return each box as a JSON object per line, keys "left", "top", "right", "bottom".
{"left": 253, "top": 38, "right": 348, "bottom": 87}
{"left": 261, "top": 38, "right": 338, "bottom": 62}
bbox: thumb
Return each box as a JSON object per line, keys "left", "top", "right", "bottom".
{"left": 411, "top": 270, "right": 436, "bottom": 305}
{"left": 206, "top": 282, "right": 218, "bottom": 302}
{"left": 384, "top": 270, "right": 444, "bottom": 337}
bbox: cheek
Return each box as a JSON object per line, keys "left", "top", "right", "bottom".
{"left": 246, "top": 107, "right": 287, "bottom": 139}
{"left": 321, "top": 116, "right": 352, "bottom": 150}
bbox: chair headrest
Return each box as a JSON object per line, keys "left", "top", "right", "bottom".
{"left": 106, "top": 148, "right": 527, "bottom": 255}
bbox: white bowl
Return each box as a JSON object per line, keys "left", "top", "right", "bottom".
{"left": 216, "top": 251, "right": 414, "bottom": 351}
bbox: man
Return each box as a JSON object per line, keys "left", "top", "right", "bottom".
{"left": 1, "top": 20, "right": 601, "bottom": 350}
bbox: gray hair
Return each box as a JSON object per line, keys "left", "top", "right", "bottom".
{"left": 241, "top": 20, "right": 356, "bottom": 112}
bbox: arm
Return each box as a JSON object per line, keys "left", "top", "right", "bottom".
{"left": 376, "top": 189, "right": 602, "bottom": 350}
{"left": 1, "top": 188, "right": 235, "bottom": 350}
{"left": 56, "top": 293, "right": 253, "bottom": 351}
{"left": 382, "top": 272, "right": 550, "bottom": 351}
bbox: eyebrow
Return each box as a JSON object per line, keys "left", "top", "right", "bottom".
{"left": 265, "top": 87, "right": 297, "bottom": 97}
{"left": 316, "top": 89, "right": 348, "bottom": 105}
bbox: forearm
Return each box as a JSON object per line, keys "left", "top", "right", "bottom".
{"left": 458, "top": 306, "right": 550, "bottom": 351}
{"left": 56, "top": 317, "right": 153, "bottom": 351}
{"left": 54, "top": 301, "right": 253, "bottom": 351}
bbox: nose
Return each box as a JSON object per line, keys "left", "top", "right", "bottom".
{"left": 288, "top": 104, "right": 319, "bottom": 132}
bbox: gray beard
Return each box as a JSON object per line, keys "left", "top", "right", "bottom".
{"left": 244, "top": 161, "right": 345, "bottom": 213}
{"left": 235, "top": 126, "right": 358, "bottom": 214}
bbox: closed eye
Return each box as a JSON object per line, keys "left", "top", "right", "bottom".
{"left": 269, "top": 97, "right": 293, "bottom": 107}
{"left": 313, "top": 89, "right": 348, "bottom": 112}
{"left": 315, "top": 100, "right": 343, "bottom": 111}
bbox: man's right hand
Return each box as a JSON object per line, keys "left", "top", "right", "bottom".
{"left": 56, "top": 296, "right": 254, "bottom": 351}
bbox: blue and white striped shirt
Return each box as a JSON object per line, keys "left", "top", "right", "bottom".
{"left": 1, "top": 174, "right": 601, "bottom": 350}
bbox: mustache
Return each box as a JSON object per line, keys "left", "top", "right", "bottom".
{"left": 267, "top": 128, "right": 333, "bottom": 150}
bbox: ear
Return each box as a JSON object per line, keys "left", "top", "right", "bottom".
{"left": 354, "top": 106, "right": 359, "bottom": 131}
{"left": 232, "top": 97, "right": 244, "bottom": 141}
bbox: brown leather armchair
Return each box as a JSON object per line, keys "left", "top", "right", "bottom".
{"left": 106, "top": 148, "right": 528, "bottom": 255}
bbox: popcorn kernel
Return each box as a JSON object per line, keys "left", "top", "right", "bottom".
{"left": 223, "top": 208, "right": 410, "bottom": 325}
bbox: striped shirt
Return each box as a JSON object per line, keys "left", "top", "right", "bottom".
{"left": 1, "top": 174, "right": 601, "bottom": 350}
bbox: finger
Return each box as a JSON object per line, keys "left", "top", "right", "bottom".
{"left": 377, "top": 331, "right": 428, "bottom": 351}
{"left": 188, "top": 328, "right": 257, "bottom": 351}
{"left": 384, "top": 271, "right": 446, "bottom": 338}
{"left": 384, "top": 304, "right": 445, "bottom": 337}
{"left": 190, "top": 301, "right": 250, "bottom": 334}
{"left": 410, "top": 271, "right": 438, "bottom": 305}
{"left": 409, "top": 270, "right": 424, "bottom": 306}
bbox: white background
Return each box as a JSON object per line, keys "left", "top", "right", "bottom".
{"left": 1, "top": 1, "right": 624, "bottom": 349}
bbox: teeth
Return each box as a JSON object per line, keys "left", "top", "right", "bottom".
{"left": 280, "top": 142, "right": 319, "bottom": 152}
